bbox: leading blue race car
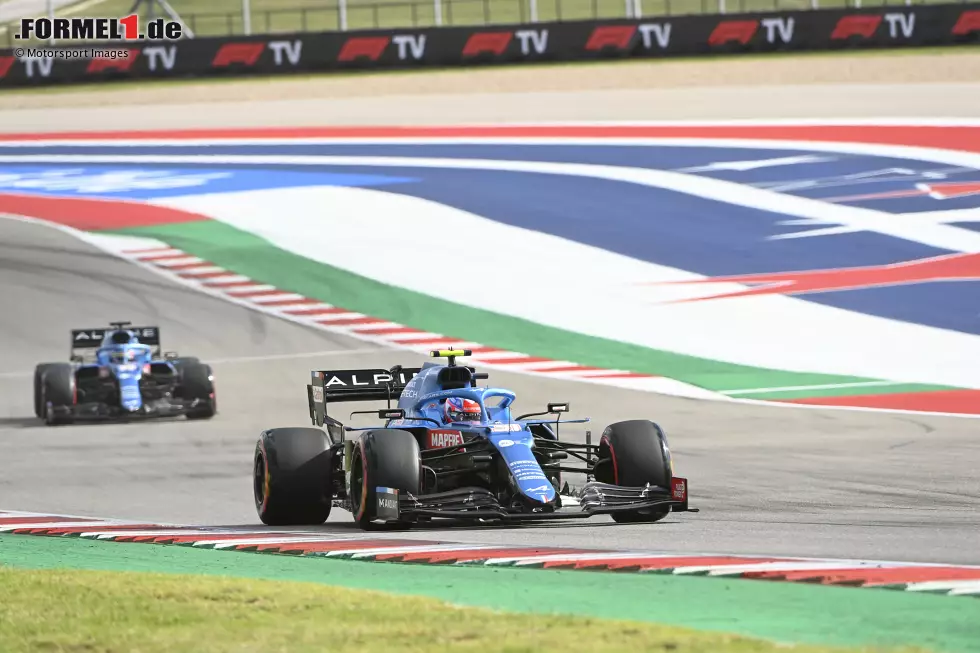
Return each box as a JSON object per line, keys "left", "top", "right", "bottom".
{"left": 253, "top": 350, "right": 696, "bottom": 529}
{"left": 33, "top": 321, "right": 217, "bottom": 425}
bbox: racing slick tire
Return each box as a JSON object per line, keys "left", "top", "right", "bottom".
{"left": 175, "top": 361, "right": 216, "bottom": 420}
{"left": 349, "top": 429, "right": 420, "bottom": 530}
{"left": 40, "top": 363, "right": 75, "bottom": 426}
{"left": 33, "top": 363, "right": 60, "bottom": 418}
{"left": 595, "top": 419, "right": 672, "bottom": 524}
{"left": 254, "top": 427, "right": 333, "bottom": 526}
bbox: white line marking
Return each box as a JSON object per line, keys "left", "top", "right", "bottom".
{"left": 721, "top": 380, "right": 912, "bottom": 396}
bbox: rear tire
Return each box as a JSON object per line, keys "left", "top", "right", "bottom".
{"left": 349, "top": 429, "right": 420, "bottom": 530}
{"left": 33, "top": 363, "right": 59, "bottom": 418}
{"left": 595, "top": 419, "right": 673, "bottom": 524}
{"left": 41, "top": 364, "right": 75, "bottom": 426}
{"left": 254, "top": 427, "right": 333, "bottom": 526}
{"left": 176, "top": 361, "right": 216, "bottom": 420}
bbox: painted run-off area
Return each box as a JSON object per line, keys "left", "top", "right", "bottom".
{"left": 2, "top": 122, "right": 980, "bottom": 416}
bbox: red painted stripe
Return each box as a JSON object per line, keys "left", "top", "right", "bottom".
{"left": 0, "top": 193, "right": 210, "bottom": 230}
{"left": 113, "top": 532, "right": 290, "bottom": 544}
{"left": 224, "top": 288, "right": 286, "bottom": 298}
{"left": 319, "top": 316, "right": 385, "bottom": 326}
{"left": 282, "top": 305, "right": 347, "bottom": 315}
{"left": 163, "top": 261, "right": 215, "bottom": 271}
{"left": 177, "top": 270, "right": 236, "bottom": 279}
{"left": 583, "top": 372, "right": 652, "bottom": 379}
{"left": 4, "top": 126, "right": 977, "bottom": 155}
{"left": 133, "top": 252, "right": 187, "bottom": 261}
{"left": 260, "top": 297, "right": 323, "bottom": 307}
{"left": 352, "top": 326, "right": 425, "bottom": 336}
{"left": 746, "top": 566, "right": 980, "bottom": 586}
{"left": 782, "top": 389, "right": 980, "bottom": 416}
{"left": 467, "top": 347, "right": 505, "bottom": 354}
{"left": 374, "top": 547, "right": 600, "bottom": 563}
{"left": 202, "top": 280, "right": 257, "bottom": 288}
{"left": 542, "top": 555, "right": 795, "bottom": 570}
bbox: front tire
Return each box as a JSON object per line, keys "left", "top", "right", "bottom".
{"left": 349, "top": 429, "right": 420, "bottom": 530}
{"left": 594, "top": 419, "right": 673, "bottom": 524}
{"left": 176, "top": 361, "right": 216, "bottom": 420}
{"left": 254, "top": 427, "right": 333, "bottom": 526}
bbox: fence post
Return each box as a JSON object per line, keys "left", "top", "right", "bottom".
{"left": 339, "top": 0, "right": 348, "bottom": 30}
{"left": 242, "top": 0, "right": 251, "bottom": 34}
{"left": 434, "top": 0, "right": 443, "bottom": 26}
{"left": 530, "top": 0, "right": 538, "bottom": 22}
{"left": 718, "top": 0, "right": 726, "bottom": 13}
{"left": 47, "top": 0, "right": 55, "bottom": 45}
{"left": 633, "top": 0, "right": 642, "bottom": 18}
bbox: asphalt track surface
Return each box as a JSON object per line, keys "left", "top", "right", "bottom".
{"left": 2, "top": 215, "right": 979, "bottom": 565}
{"left": 3, "top": 69, "right": 980, "bottom": 566}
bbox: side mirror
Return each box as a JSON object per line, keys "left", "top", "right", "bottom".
{"left": 547, "top": 403, "right": 569, "bottom": 414}
{"left": 379, "top": 408, "right": 405, "bottom": 420}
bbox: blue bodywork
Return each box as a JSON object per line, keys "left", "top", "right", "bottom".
{"left": 347, "top": 360, "right": 589, "bottom": 507}
{"left": 86, "top": 331, "right": 160, "bottom": 412}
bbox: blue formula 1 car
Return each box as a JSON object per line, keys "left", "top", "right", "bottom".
{"left": 253, "top": 350, "right": 696, "bottom": 529}
{"left": 33, "top": 322, "right": 217, "bottom": 426}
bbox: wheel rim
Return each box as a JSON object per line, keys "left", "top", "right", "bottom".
{"left": 253, "top": 453, "right": 266, "bottom": 510}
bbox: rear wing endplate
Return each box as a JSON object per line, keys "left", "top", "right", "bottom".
{"left": 70, "top": 326, "right": 162, "bottom": 360}
{"left": 308, "top": 367, "right": 421, "bottom": 428}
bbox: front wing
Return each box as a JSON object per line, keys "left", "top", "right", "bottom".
{"left": 373, "top": 478, "right": 696, "bottom": 523}
{"left": 48, "top": 396, "right": 208, "bottom": 422}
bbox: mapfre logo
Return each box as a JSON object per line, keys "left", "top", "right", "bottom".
{"left": 427, "top": 429, "right": 464, "bottom": 449}
{"left": 16, "top": 15, "right": 182, "bottom": 41}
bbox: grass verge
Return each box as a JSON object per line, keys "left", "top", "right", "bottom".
{"left": 0, "top": 566, "right": 925, "bottom": 653}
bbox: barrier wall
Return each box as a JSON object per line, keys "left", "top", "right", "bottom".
{"left": 1, "top": 4, "right": 978, "bottom": 87}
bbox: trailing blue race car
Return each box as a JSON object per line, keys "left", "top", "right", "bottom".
{"left": 253, "top": 350, "right": 696, "bottom": 529}
{"left": 33, "top": 322, "right": 217, "bottom": 425}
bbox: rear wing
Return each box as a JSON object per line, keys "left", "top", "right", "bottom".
{"left": 70, "top": 326, "right": 162, "bottom": 361}
{"left": 308, "top": 367, "right": 421, "bottom": 428}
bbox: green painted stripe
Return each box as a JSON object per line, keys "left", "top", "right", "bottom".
{"left": 3, "top": 534, "right": 979, "bottom": 652}
{"left": 111, "top": 221, "right": 958, "bottom": 398}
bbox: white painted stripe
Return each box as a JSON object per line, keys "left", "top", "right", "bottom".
{"left": 308, "top": 312, "right": 369, "bottom": 322}
{"left": 351, "top": 322, "right": 415, "bottom": 332}
{"left": 905, "top": 580, "right": 980, "bottom": 594}
{"left": 151, "top": 256, "right": 205, "bottom": 267}
{"left": 721, "top": 380, "right": 910, "bottom": 396}
{"left": 670, "top": 561, "right": 905, "bottom": 576}
{"left": 383, "top": 332, "right": 447, "bottom": 341}
{"left": 167, "top": 265, "right": 225, "bottom": 276}
{"left": 279, "top": 304, "right": 340, "bottom": 314}
{"left": 247, "top": 293, "right": 309, "bottom": 304}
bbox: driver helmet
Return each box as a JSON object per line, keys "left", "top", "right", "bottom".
{"left": 444, "top": 397, "right": 481, "bottom": 423}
